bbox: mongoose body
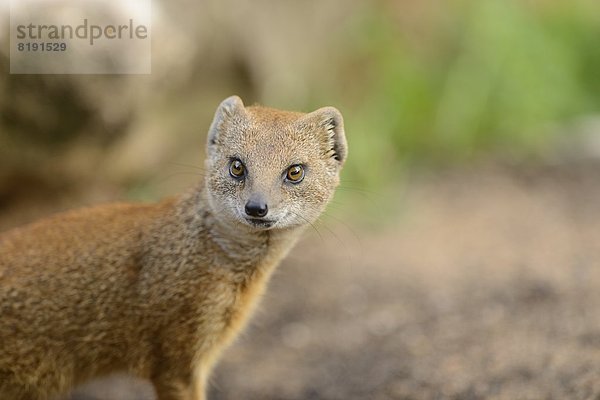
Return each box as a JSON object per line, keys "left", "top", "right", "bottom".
{"left": 0, "top": 96, "right": 347, "bottom": 400}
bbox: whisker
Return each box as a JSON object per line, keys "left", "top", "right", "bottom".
{"left": 336, "top": 187, "right": 385, "bottom": 210}
{"left": 168, "top": 161, "right": 208, "bottom": 172}
{"left": 320, "top": 211, "right": 362, "bottom": 248}
{"left": 323, "top": 202, "right": 346, "bottom": 211}
{"left": 288, "top": 210, "right": 323, "bottom": 242}
{"left": 154, "top": 172, "right": 206, "bottom": 186}
{"left": 313, "top": 218, "right": 346, "bottom": 248}
{"left": 312, "top": 214, "right": 359, "bottom": 266}
{"left": 336, "top": 186, "right": 379, "bottom": 196}
{"left": 338, "top": 184, "right": 383, "bottom": 201}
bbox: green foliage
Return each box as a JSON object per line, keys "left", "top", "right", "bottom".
{"left": 329, "top": 0, "right": 600, "bottom": 191}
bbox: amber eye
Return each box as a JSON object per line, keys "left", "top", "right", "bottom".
{"left": 286, "top": 164, "right": 305, "bottom": 183}
{"left": 229, "top": 159, "right": 246, "bottom": 179}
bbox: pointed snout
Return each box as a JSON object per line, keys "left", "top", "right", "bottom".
{"left": 245, "top": 194, "right": 268, "bottom": 218}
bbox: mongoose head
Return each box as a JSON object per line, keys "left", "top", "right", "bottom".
{"left": 204, "top": 95, "right": 347, "bottom": 231}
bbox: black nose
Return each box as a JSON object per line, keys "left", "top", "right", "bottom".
{"left": 245, "top": 199, "right": 268, "bottom": 218}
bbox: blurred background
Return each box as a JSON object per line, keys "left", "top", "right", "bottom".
{"left": 1, "top": 0, "right": 600, "bottom": 399}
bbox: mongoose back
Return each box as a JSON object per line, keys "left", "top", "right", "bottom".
{"left": 0, "top": 96, "right": 347, "bottom": 400}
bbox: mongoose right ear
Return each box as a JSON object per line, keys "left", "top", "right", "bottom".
{"left": 301, "top": 106, "right": 348, "bottom": 166}
{"left": 207, "top": 95, "right": 246, "bottom": 152}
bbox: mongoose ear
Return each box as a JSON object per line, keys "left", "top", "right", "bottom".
{"left": 304, "top": 106, "right": 347, "bottom": 165}
{"left": 207, "top": 95, "right": 246, "bottom": 152}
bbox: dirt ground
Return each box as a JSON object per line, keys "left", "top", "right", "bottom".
{"left": 4, "top": 163, "right": 600, "bottom": 400}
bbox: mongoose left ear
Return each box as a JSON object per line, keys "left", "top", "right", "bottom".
{"left": 305, "top": 107, "right": 347, "bottom": 165}
{"left": 207, "top": 95, "right": 246, "bottom": 153}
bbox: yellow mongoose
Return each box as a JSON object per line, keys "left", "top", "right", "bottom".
{"left": 0, "top": 96, "right": 347, "bottom": 400}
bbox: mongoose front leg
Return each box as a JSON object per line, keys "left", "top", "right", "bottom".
{"left": 151, "top": 368, "right": 207, "bottom": 400}
{"left": 0, "top": 383, "right": 37, "bottom": 400}
{"left": 153, "top": 379, "right": 205, "bottom": 400}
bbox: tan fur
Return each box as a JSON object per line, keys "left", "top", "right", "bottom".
{"left": 0, "top": 96, "right": 347, "bottom": 400}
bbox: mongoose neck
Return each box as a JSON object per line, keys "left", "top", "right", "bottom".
{"left": 172, "top": 186, "right": 303, "bottom": 275}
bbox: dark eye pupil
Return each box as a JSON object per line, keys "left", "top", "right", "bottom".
{"left": 288, "top": 166, "right": 303, "bottom": 181}
{"left": 230, "top": 160, "right": 245, "bottom": 177}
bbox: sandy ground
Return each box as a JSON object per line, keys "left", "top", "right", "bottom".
{"left": 4, "top": 163, "right": 600, "bottom": 400}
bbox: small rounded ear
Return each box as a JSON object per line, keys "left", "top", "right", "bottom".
{"left": 207, "top": 95, "right": 246, "bottom": 153}
{"left": 305, "top": 106, "right": 348, "bottom": 165}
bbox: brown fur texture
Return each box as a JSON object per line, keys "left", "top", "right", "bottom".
{"left": 0, "top": 96, "right": 347, "bottom": 400}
